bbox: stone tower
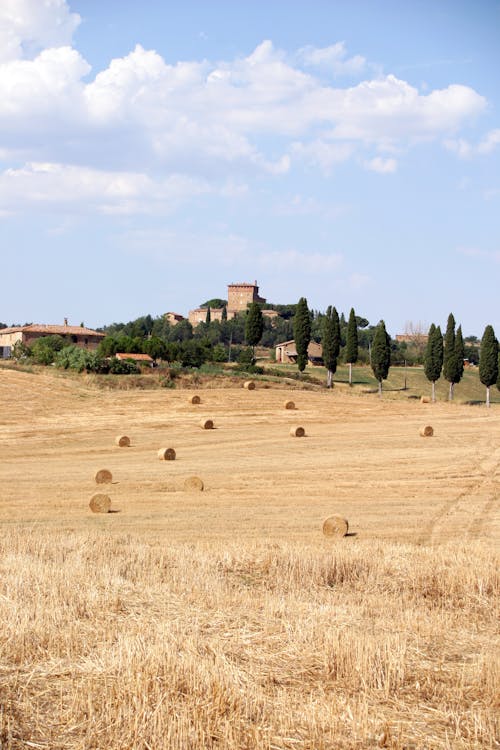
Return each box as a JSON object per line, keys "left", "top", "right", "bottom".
{"left": 227, "top": 280, "right": 266, "bottom": 314}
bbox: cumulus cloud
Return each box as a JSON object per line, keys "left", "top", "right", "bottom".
{"left": 291, "top": 140, "right": 354, "bottom": 175}
{"left": 297, "top": 42, "right": 366, "bottom": 76}
{"left": 445, "top": 128, "right": 500, "bottom": 158}
{"left": 0, "top": 0, "right": 80, "bottom": 62}
{"left": 0, "top": 161, "right": 212, "bottom": 214}
{"left": 364, "top": 156, "right": 398, "bottom": 173}
{"left": 0, "top": 20, "right": 490, "bottom": 212}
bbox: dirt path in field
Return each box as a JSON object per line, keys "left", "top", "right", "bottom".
{"left": 417, "top": 443, "right": 500, "bottom": 545}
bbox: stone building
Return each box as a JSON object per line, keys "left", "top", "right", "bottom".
{"left": 0, "top": 321, "right": 104, "bottom": 358}
{"left": 275, "top": 340, "right": 324, "bottom": 365}
{"left": 227, "top": 280, "right": 266, "bottom": 315}
{"left": 188, "top": 307, "right": 226, "bottom": 326}
{"left": 165, "top": 312, "right": 185, "bottom": 326}
{"left": 187, "top": 280, "right": 271, "bottom": 326}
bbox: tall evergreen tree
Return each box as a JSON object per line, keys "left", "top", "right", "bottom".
{"left": 321, "top": 306, "right": 341, "bottom": 388}
{"left": 479, "top": 325, "right": 499, "bottom": 408}
{"left": 293, "top": 297, "right": 311, "bottom": 373}
{"left": 424, "top": 324, "right": 443, "bottom": 402}
{"left": 454, "top": 325, "right": 465, "bottom": 389}
{"left": 221, "top": 305, "right": 227, "bottom": 322}
{"left": 345, "top": 307, "right": 358, "bottom": 386}
{"left": 371, "top": 320, "right": 391, "bottom": 396}
{"left": 245, "top": 302, "right": 264, "bottom": 360}
{"left": 443, "top": 313, "right": 458, "bottom": 400}
{"left": 205, "top": 306, "right": 211, "bottom": 325}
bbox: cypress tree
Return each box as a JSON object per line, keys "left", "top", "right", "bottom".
{"left": 371, "top": 320, "right": 391, "bottom": 396}
{"left": 321, "top": 306, "right": 341, "bottom": 388}
{"left": 479, "top": 325, "right": 499, "bottom": 408}
{"left": 245, "top": 302, "right": 264, "bottom": 359}
{"left": 443, "top": 313, "right": 457, "bottom": 400}
{"left": 345, "top": 307, "right": 358, "bottom": 386}
{"left": 454, "top": 325, "right": 465, "bottom": 388}
{"left": 424, "top": 324, "right": 443, "bottom": 402}
{"left": 293, "top": 297, "right": 311, "bottom": 373}
{"left": 205, "top": 306, "right": 211, "bottom": 325}
{"left": 221, "top": 305, "right": 227, "bottom": 322}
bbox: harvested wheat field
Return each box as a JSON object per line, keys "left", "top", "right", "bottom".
{"left": 0, "top": 367, "right": 498, "bottom": 749}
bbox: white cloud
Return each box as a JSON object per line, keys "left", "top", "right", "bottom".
{"left": 322, "top": 75, "right": 485, "bottom": 144}
{"left": 291, "top": 140, "right": 354, "bottom": 175}
{"left": 445, "top": 128, "right": 500, "bottom": 159}
{"left": 364, "top": 156, "right": 398, "bottom": 173}
{"left": 0, "top": 161, "right": 212, "bottom": 214}
{"left": 0, "top": 47, "right": 90, "bottom": 126}
{"left": 0, "top": 35, "right": 489, "bottom": 212}
{"left": 297, "top": 42, "right": 366, "bottom": 76}
{"left": 273, "top": 194, "right": 350, "bottom": 219}
{"left": 477, "top": 129, "right": 500, "bottom": 154}
{"left": 0, "top": 0, "right": 80, "bottom": 62}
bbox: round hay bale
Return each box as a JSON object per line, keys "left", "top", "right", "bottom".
{"left": 89, "top": 494, "right": 111, "bottom": 513}
{"left": 115, "top": 435, "right": 130, "bottom": 447}
{"left": 94, "top": 469, "right": 112, "bottom": 484}
{"left": 290, "top": 425, "right": 305, "bottom": 437}
{"left": 157, "top": 447, "right": 176, "bottom": 461}
{"left": 284, "top": 400, "right": 295, "bottom": 410}
{"left": 243, "top": 380, "right": 256, "bottom": 390}
{"left": 183, "top": 476, "right": 204, "bottom": 492}
{"left": 199, "top": 418, "right": 214, "bottom": 430}
{"left": 420, "top": 396, "right": 430, "bottom": 404}
{"left": 188, "top": 394, "right": 201, "bottom": 404}
{"left": 419, "top": 425, "right": 434, "bottom": 437}
{"left": 322, "top": 515, "right": 349, "bottom": 538}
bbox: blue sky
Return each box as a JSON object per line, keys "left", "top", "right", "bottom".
{"left": 0, "top": 0, "right": 499, "bottom": 337}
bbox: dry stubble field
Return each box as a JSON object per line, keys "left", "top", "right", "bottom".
{"left": 0, "top": 368, "right": 498, "bottom": 749}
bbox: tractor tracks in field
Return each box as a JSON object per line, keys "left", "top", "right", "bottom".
{"left": 417, "top": 444, "right": 500, "bottom": 545}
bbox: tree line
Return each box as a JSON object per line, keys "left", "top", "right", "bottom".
{"left": 4, "top": 302, "right": 499, "bottom": 405}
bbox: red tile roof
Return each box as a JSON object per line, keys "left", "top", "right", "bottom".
{"left": 0, "top": 324, "right": 104, "bottom": 337}
{"left": 115, "top": 353, "right": 153, "bottom": 362}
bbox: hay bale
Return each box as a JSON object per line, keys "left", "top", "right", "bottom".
{"left": 419, "top": 425, "right": 434, "bottom": 437}
{"left": 115, "top": 435, "right": 130, "bottom": 447}
{"left": 284, "top": 400, "right": 295, "bottom": 410}
{"left": 420, "top": 396, "right": 430, "bottom": 404}
{"left": 157, "top": 447, "right": 176, "bottom": 461}
{"left": 183, "top": 476, "right": 204, "bottom": 491}
{"left": 290, "top": 425, "right": 305, "bottom": 437}
{"left": 188, "top": 394, "right": 201, "bottom": 404}
{"left": 322, "top": 515, "right": 349, "bottom": 537}
{"left": 243, "top": 380, "right": 256, "bottom": 390}
{"left": 94, "top": 469, "right": 112, "bottom": 484}
{"left": 89, "top": 494, "right": 111, "bottom": 513}
{"left": 199, "top": 418, "right": 214, "bottom": 430}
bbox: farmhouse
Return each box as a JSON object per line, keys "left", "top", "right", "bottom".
{"left": 0, "top": 320, "right": 105, "bottom": 359}
{"left": 115, "top": 352, "right": 154, "bottom": 367}
{"left": 275, "top": 340, "right": 324, "bottom": 365}
{"left": 165, "top": 312, "right": 185, "bottom": 326}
